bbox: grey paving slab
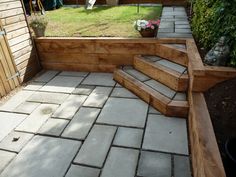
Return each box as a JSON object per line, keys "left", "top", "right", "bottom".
{"left": 72, "top": 85, "right": 95, "bottom": 95}
{"left": 159, "top": 22, "right": 174, "bottom": 29}
{"left": 167, "top": 44, "right": 186, "bottom": 50}
{"left": 52, "top": 95, "right": 87, "bottom": 119}
{"left": 0, "top": 112, "right": 27, "bottom": 141}
{"left": 123, "top": 66, "right": 150, "bottom": 82}
{"left": 161, "top": 15, "right": 174, "bottom": 19}
{"left": 0, "top": 131, "right": 33, "bottom": 152}
{"left": 158, "top": 28, "right": 174, "bottom": 33}
{"left": 175, "top": 24, "right": 191, "bottom": 29}
{"left": 100, "top": 147, "right": 139, "bottom": 177}
{"left": 173, "top": 92, "right": 187, "bottom": 101}
{"left": 144, "top": 79, "right": 176, "bottom": 99}
{"left": 174, "top": 16, "right": 188, "bottom": 20}
{"left": 162, "top": 11, "right": 186, "bottom": 16}
{"left": 59, "top": 71, "right": 89, "bottom": 77}
{"left": 0, "top": 150, "right": 16, "bottom": 173}
{"left": 175, "top": 28, "right": 192, "bottom": 33}
{"left": 143, "top": 55, "right": 162, "bottom": 62}
{"left": 15, "top": 104, "right": 59, "bottom": 133}
{"left": 97, "top": 98, "right": 148, "bottom": 128}
{"left": 143, "top": 114, "right": 189, "bottom": 155}
{"left": 0, "top": 91, "right": 34, "bottom": 112}
{"left": 160, "top": 18, "right": 176, "bottom": 22}
{"left": 156, "top": 59, "right": 187, "bottom": 73}
{"left": 137, "top": 151, "right": 171, "bottom": 177}
{"left": 40, "top": 76, "right": 84, "bottom": 93}
{"left": 38, "top": 118, "right": 69, "bottom": 136}
{"left": 113, "top": 127, "right": 143, "bottom": 148}
{"left": 162, "top": 7, "right": 174, "bottom": 12}
{"left": 27, "top": 92, "right": 69, "bottom": 104}
{"left": 14, "top": 102, "right": 40, "bottom": 114}
{"left": 149, "top": 106, "right": 161, "bottom": 114}
{"left": 62, "top": 107, "right": 100, "bottom": 140}
{"left": 74, "top": 125, "right": 116, "bottom": 168}
{"left": 34, "top": 70, "right": 59, "bottom": 82}
{"left": 174, "top": 155, "right": 192, "bottom": 177}
{"left": 83, "top": 87, "right": 112, "bottom": 108}
{"left": 174, "top": 7, "right": 185, "bottom": 11}
{"left": 65, "top": 165, "right": 100, "bottom": 177}
{"left": 0, "top": 136, "right": 81, "bottom": 177}
{"left": 82, "top": 73, "right": 115, "bottom": 86}
{"left": 175, "top": 21, "right": 190, "bottom": 25}
{"left": 23, "top": 82, "right": 46, "bottom": 91}
{"left": 111, "top": 87, "right": 137, "bottom": 98}
{"left": 157, "top": 33, "right": 193, "bottom": 38}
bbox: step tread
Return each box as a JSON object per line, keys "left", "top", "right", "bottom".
{"left": 142, "top": 55, "right": 187, "bottom": 74}
{"left": 122, "top": 67, "right": 187, "bottom": 101}
{"left": 123, "top": 66, "right": 150, "bottom": 82}
{"left": 114, "top": 69, "right": 189, "bottom": 118}
{"left": 165, "top": 44, "right": 187, "bottom": 50}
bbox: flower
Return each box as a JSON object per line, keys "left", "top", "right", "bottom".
{"left": 134, "top": 19, "right": 160, "bottom": 31}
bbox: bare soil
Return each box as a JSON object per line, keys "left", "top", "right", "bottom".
{"left": 205, "top": 78, "right": 236, "bottom": 177}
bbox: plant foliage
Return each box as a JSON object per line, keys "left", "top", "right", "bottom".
{"left": 30, "top": 16, "right": 48, "bottom": 30}
{"left": 191, "top": 0, "right": 236, "bottom": 66}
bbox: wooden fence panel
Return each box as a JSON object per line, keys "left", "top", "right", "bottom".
{"left": 0, "top": 0, "right": 41, "bottom": 83}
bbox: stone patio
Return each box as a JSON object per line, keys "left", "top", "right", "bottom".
{"left": 0, "top": 70, "right": 192, "bottom": 177}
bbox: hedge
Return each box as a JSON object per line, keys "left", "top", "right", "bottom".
{"left": 191, "top": 0, "right": 236, "bottom": 66}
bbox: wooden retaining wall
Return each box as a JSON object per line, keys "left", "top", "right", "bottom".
{"left": 63, "top": 0, "right": 187, "bottom": 6}
{"left": 188, "top": 92, "right": 226, "bottom": 177}
{"left": 0, "top": 0, "right": 41, "bottom": 82}
{"left": 34, "top": 37, "right": 186, "bottom": 72}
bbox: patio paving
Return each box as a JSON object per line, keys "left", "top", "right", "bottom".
{"left": 157, "top": 6, "right": 193, "bottom": 38}
{"left": 0, "top": 70, "right": 192, "bottom": 177}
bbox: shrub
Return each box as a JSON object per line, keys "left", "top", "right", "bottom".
{"left": 191, "top": 0, "right": 236, "bottom": 66}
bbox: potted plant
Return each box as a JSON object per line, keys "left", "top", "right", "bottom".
{"left": 29, "top": 16, "right": 48, "bottom": 37}
{"left": 134, "top": 19, "right": 160, "bottom": 37}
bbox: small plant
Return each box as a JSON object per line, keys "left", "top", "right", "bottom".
{"left": 29, "top": 16, "right": 48, "bottom": 37}
{"left": 134, "top": 19, "right": 160, "bottom": 32}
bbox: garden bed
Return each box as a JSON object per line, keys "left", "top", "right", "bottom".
{"left": 42, "top": 6, "right": 162, "bottom": 37}
{"left": 205, "top": 78, "right": 236, "bottom": 177}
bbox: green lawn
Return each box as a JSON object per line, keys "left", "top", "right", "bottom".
{"left": 44, "top": 6, "right": 162, "bottom": 37}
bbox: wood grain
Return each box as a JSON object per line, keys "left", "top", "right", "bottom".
{"left": 134, "top": 55, "right": 188, "bottom": 91}
{"left": 114, "top": 69, "right": 188, "bottom": 117}
{"left": 35, "top": 38, "right": 188, "bottom": 72}
{"left": 0, "top": 0, "right": 41, "bottom": 86}
{"left": 188, "top": 92, "right": 226, "bottom": 177}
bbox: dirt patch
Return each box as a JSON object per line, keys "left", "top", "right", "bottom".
{"left": 205, "top": 78, "right": 236, "bottom": 177}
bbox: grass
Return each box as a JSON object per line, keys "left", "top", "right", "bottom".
{"left": 44, "top": 5, "right": 162, "bottom": 37}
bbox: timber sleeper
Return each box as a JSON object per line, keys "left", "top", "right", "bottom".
{"left": 113, "top": 66, "right": 189, "bottom": 118}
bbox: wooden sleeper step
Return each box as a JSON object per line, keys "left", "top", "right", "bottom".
{"left": 113, "top": 68, "right": 189, "bottom": 118}
{"left": 134, "top": 55, "right": 189, "bottom": 92}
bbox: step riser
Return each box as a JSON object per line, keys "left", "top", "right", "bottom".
{"left": 134, "top": 57, "right": 188, "bottom": 92}
{"left": 114, "top": 69, "right": 188, "bottom": 118}
{"left": 156, "top": 44, "right": 188, "bottom": 67}
{"left": 166, "top": 101, "right": 189, "bottom": 118}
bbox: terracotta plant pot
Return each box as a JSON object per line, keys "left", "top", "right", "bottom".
{"left": 139, "top": 29, "right": 157, "bottom": 37}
